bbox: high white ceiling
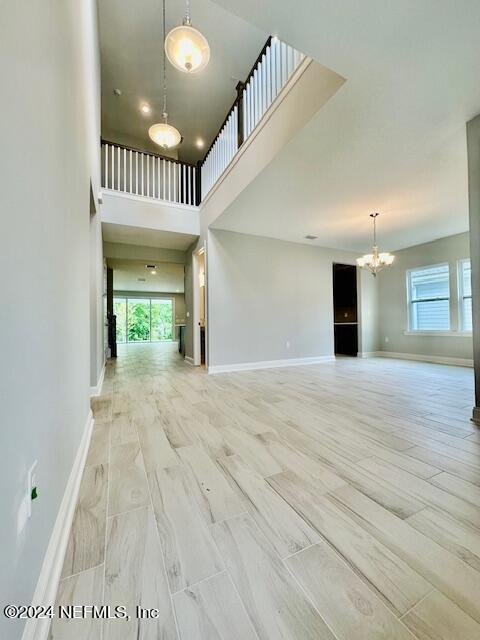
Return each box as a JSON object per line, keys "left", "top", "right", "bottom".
{"left": 110, "top": 258, "right": 185, "bottom": 292}
{"left": 211, "top": 0, "right": 480, "bottom": 251}
{"left": 102, "top": 222, "right": 197, "bottom": 250}
{"left": 98, "top": 0, "right": 267, "bottom": 163}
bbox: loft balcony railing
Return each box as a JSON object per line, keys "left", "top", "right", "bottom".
{"left": 201, "top": 37, "right": 305, "bottom": 199}
{"left": 101, "top": 37, "right": 305, "bottom": 208}
{"left": 101, "top": 140, "right": 198, "bottom": 206}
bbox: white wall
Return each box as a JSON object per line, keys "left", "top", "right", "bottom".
{"left": 90, "top": 211, "right": 106, "bottom": 388}
{"left": 207, "top": 229, "right": 378, "bottom": 368}
{"left": 377, "top": 232, "right": 473, "bottom": 361}
{"left": 357, "top": 267, "right": 380, "bottom": 355}
{"left": 101, "top": 190, "right": 200, "bottom": 236}
{"left": 0, "top": 1, "right": 101, "bottom": 637}
{"left": 104, "top": 242, "right": 186, "bottom": 264}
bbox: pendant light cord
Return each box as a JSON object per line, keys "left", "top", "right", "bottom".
{"left": 184, "top": 0, "right": 191, "bottom": 25}
{"left": 162, "top": 0, "right": 167, "bottom": 120}
{"left": 370, "top": 212, "right": 379, "bottom": 247}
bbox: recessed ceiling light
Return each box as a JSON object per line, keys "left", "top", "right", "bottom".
{"left": 195, "top": 137, "right": 205, "bottom": 149}
{"left": 140, "top": 103, "right": 151, "bottom": 115}
{"left": 151, "top": 270, "right": 157, "bottom": 275}
{"left": 305, "top": 234, "right": 318, "bottom": 240}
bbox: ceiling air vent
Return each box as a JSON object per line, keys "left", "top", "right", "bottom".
{"left": 146, "top": 264, "right": 157, "bottom": 269}
{"left": 138, "top": 277, "right": 146, "bottom": 282}
{"left": 305, "top": 235, "right": 318, "bottom": 240}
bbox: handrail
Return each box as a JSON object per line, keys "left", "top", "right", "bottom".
{"left": 101, "top": 139, "right": 196, "bottom": 168}
{"left": 243, "top": 36, "right": 273, "bottom": 90}
{"left": 201, "top": 37, "right": 305, "bottom": 200}
{"left": 101, "top": 140, "right": 198, "bottom": 206}
{"left": 201, "top": 36, "right": 273, "bottom": 163}
{"left": 101, "top": 37, "right": 305, "bottom": 206}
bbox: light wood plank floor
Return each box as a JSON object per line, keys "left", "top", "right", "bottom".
{"left": 51, "top": 343, "right": 480, "bottom": 640}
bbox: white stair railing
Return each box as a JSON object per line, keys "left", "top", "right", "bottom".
{"left": 243, "top": 37, "right": 304, "bottom": 141}
{"left": 201, "top": 37, "right": 305, "bottom": 200}
{"left": 201, "top": 106, "right": 238, "bottom": 200}
{"left": 101, "top": 141, "right": 197, "bottom": 206}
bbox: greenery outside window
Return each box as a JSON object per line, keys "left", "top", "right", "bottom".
{"left": 114, "top": 296, "right": 174, "bottom": 343}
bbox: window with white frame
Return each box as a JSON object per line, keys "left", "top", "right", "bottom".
{"left": 407, "top": 264, "right": 450, "bottom": 331}
{"left": 458, "top": 259, "right": 472, "bottom": 332}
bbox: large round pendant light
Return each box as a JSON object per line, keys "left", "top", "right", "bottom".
{"left": 149, "top": 0, "right": 182, "bottom": 150}
{"left": 165, "top": 0, "right": 210, "bottom": 73}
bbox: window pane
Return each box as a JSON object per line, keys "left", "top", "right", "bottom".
{"left": 151, "top": 299, "right": 173, "bottom": 341}
{"left": 127, "top": 299, "right": 151, "bottom": 342}
{"left": 410, "top": 264, "right": 449, "bottom": 301}
{"left": 463, "top": 260, "right": 472, "bottom": 297}
{"left": 414, "top": 299, "right": 450, "bottom": 330}
{"left": 409, "top": 264, "right": 450, "bottom": 330}
{"left": 460, "top": 260, "right": 472, "bottom": 331}
{"left": 462, "top": 297, "right": 473, "bottom": 332}
{"left": 113, "top": 298, "right": 126, "bottom": 343}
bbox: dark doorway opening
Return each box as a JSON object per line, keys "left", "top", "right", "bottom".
{"left": 333, "top": 263, "right": 358, "bottom": 356}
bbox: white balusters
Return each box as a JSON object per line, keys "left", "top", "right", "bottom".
{"left": 101, "top": 142, "right": 196, "bottom": 206}
{"left": 129, "top": 150, "right": 132, "bottom": 193}
{"left": 201, "top": 37, "right": 304, "bottom": 199}
{"left": 135, "top": 152, "right": 138, "bottom": 194}
{"left": 193, "top": 165, "right": 196, "bottom": 205}
{"left": 201, "top": 105, "right": 239, "bottom": 200}
{"left": 146, "top": 154, "right": 150, "bottom": 197}
{"left": 101, "top": 39, "right": 305, "bottom": 203}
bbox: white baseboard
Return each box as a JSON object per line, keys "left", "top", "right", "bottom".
{"left": 184, "top": 356, "right": 195, "bottom": 366}
{"left": 89, "top": 361, "right": 105, "bottom": 397}
{"left": 208, "top": 355, "right": 335, "bottom": 374}
{"left": 361, "top": 350, "right": 473, "bottom": 368}
{"left": 22, "top": 410, "right": 95, "bottom": 640}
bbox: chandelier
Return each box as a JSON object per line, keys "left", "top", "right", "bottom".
{"left": 149, "top": 0, "right": 182, "bottom": 150}
{"left": 165, "top": 0, "right": 210, "bottom": 74}
{"left": 356, "top": 213, "right": 394, "bottom": 276}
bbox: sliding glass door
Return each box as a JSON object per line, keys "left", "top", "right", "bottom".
{"left": 114, "top": 297, "right": 174, "bottom": 344}
{"left": 114, "top": 298, "right": 127, "bottom": 343}
{"left": 151, "top": 299, "right": 174, "bottom": 341}
{"left": 127, "top": 299, "right": 151, "bottom": 342}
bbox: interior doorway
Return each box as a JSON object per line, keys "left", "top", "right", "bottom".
{"left": 333, "top": 263, "right": 358, "bottom": 356}
{"left": 193, "top": 248, "right": 206, "bottom": 366}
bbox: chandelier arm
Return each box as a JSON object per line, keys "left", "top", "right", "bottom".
{"left": 184, "top": 0, "right": 191, "bottom": 25}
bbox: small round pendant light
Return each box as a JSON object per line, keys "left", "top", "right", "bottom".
{"left": 149, "top": 0, "right": 182, "bottom": 150}
{"left": 165, "top": 0, "right": 210, "bottom": 73}
{"left": 149, "top": 119, "right": 181, "bottom": 149}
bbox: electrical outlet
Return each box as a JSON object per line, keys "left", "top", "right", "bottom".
{"left": 385, "top": 336, "right": 389, "bottom": 343}
{"left": 17, "top": 460, "right": 38, "bottom": 536}
{"left": 27, "top": 460, "right": 38, "bottom": 518}
{"left": 286, "top": 341, "right": 290, "bottom": 349}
